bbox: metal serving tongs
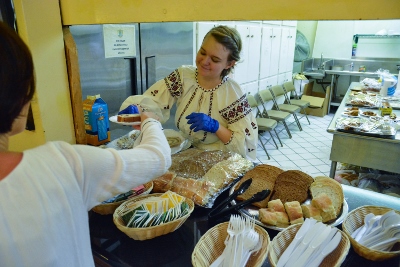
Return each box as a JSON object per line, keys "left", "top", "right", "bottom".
{"left": 208, "top": 178, "right": 271, "bottom": 220}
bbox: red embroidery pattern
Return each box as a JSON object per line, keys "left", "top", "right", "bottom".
{"left": 176, "top": 89, "right": 197, "bottom": 131}
{"left": 220, "top": 94, "right": 252, "bottom": 124}
{"left": 251, "top": 121, "right": 257, "bottom": 130}
{"left": 164, "top": 69, "right": 183, "bottom": 97}
{"left": 150, "top": 90, "right": 159, "bottom": 96}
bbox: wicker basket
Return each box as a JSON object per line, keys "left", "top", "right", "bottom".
{"left": 268, "top": 223, "right": 350, "bottom": 267}
{"left": 113, "top": 193, "right": 194, "bottom": 240}
{"left": 192, "top": 221, "right": 270, "bottom": 267}
{"left": 92, "top": 181, "right": 153, "bottom": 215}
{"left": 342, "top": 205, "right": 400, "bottom": 261}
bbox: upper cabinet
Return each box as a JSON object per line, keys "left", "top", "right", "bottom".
{"left": 234, "top": 22, "right": 262, "bottom": 84}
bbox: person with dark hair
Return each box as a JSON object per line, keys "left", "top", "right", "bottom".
{"left": 0, "top": 21, "right": 171, "bottom": 266}
{"left": 120, "top": 25, "right": 258, "bottom": 160}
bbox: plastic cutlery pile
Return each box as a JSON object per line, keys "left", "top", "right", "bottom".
{"left": 277, "top": 218, "right": 341, "bottom": 267}
{"left": 351, "top": 210, "right": 400, "bottom": 251}
{"left": 210, "top": 215, "right": 262, "bottom": 267}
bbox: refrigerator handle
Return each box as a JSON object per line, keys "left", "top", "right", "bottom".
{"left": 145, "top": 55, "right": 156, "bottom": 90}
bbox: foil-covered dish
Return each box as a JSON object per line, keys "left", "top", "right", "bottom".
{"left": 346, "top": 91, "right": 379, "bottom": 107}
{"left": 335, "top": 116, "right": 397, "bottom": 138}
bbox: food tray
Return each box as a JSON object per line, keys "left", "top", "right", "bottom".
{"left": 229, "top": 186, "right": 349, "bottom": 231}
{"left": 335, "top": 117, "right": 397, "bottom": 139}
{"left": 192, "top": 221, "right": 270, "bottom": 267}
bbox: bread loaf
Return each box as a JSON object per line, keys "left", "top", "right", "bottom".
{"left": 311, "top": 176, "right": 344, "bottom": 216}
{"left": 117, "top": 114, "right": 141, "bottom": 122}
{"left": 311, "top": 193, "right": 337, "bottom": 222}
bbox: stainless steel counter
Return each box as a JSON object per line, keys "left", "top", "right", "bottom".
{"left": 327, "top": 82, "right": 400, "bottom": 177}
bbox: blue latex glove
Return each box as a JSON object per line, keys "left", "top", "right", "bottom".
{"left": 118, "top": 105, "right": 139, "bottom": 115}
{"left": 186, "top": 112, "right": 219, "bottom": 133}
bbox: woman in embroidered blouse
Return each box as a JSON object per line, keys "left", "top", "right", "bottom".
{"left": 120, "top": 25, "right": 258, "bottom": 160}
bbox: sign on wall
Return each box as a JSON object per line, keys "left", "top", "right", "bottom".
{"left": 103, "top": 24, "right": 136, "bottom": 58}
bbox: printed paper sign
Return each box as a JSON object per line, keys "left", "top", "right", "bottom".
{"left": 103, "top": 24, "right": 136, "bottom": 58}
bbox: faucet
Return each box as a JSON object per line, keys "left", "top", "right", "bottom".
{"left": 319, "top": 53, "right": 324, "bottom": 70}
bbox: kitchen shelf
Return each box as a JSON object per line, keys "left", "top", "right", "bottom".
{"left": 354, "top": 34, "right": 400, "bottom": 39}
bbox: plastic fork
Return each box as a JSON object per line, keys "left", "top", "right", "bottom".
{"left": 240, "top": 233, "right": 263, "bottom": 267}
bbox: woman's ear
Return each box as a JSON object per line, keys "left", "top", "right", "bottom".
{"left": 225, "top": 60, "right": 236, "bottom": 70}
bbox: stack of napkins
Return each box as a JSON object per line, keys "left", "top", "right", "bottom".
{"left": 121, "top": 191, "right": 189, "bottom": 228}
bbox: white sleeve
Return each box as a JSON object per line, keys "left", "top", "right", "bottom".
{"left": 59, "top": 119, "right": 171, "bottom": 209}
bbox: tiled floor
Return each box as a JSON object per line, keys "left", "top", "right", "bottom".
{"left": 255, "top": 112, "right": 335, "bottom": 177}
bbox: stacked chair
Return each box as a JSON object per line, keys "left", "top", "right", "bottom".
{"left": 246, "top": 94, "right": 282, "bottom": 159}
{"left": 256, "top": 88, "right": 293, "bottom": 139}
{"left": 282, "top": 81, "right": 311, "bottom": 125}
{"left": 269, "top": 85, "right": 303, "bottom": 131}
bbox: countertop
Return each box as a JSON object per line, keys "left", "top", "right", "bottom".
{"left": 89, "top": 185, "right": 400, "bottom": 267}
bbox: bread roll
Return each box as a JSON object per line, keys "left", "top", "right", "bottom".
{"left": 267, "top": 199, "right": 285, "bottom": 212}
{"left": 301, "top": 203, "right": 322, "bottom": 222}
{"left": 284, "top": 201, "right": 304, "bottom": 225}
{"left": 311, "top": 193, "right": 337, "bottom": 222}
{"left": 259, "top": 208, "right": 278, "bottom": 225}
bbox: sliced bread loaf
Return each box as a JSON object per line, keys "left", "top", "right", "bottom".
{"left": 310, "top": 176, "right": 344, "bottom": 216}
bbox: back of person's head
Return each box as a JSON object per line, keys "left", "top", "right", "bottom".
{"left": 0, "top": 22, "right": 35, "bottom": 134}
{"left": 205, "top": 25, "right": 242, "bottom": 78}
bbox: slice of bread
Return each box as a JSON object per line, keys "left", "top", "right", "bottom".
{"left": 235, "top": 164, "right": 284, "bottom": 208}
{"left": 270, "top": 170, "right": 313, "bottom": 204}
{"left": 311, "top": 176, "right": 344, "bottom": 216}
{"left": 284, "top": 201, "right": 304, "bottom": 225}
{"left": 117, "top": 114, "right": 141, "bottom": 122}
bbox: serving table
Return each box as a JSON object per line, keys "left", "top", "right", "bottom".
{"left": 327, "top": 82, "right": 400, "bottom": 178}
{"left": 89, "top": 185, "right": 400, "bottom": 267}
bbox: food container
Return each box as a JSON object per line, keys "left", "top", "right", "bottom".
{"left": 113, "top": 193, "right": 194, "bottom": 240}
{"left": 268, "top": 223, "right": 350, "bottom": 267}
{"left": 342, "top": 205, "right": 400, "bottom": 261}
{"left": 192, "top": 221, "right": 270, "bottom": 267}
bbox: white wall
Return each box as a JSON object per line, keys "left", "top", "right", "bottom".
{"left": 312, "top": 20, "right": 400, "bottom": 59}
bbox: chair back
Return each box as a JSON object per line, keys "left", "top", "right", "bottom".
{"left": 283, "top": 81, "right": 295, "bottom": 93}
{"left": 258, "top": 88, "right": 274, "bottom": 102}
{"left": 270, "top": 85, "right": 286, "bottom": 98}
{"left": 246, "top": 94, "right": 258, "bottom": 108}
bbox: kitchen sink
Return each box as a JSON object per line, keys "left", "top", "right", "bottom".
{"left": 303, "top": 68, "right": 326, "bottom": 79}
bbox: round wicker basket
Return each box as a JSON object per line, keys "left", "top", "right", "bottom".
{"left": 92, "top": 181, "right": 153, "bottom": 215}
{"left": 192, "top": 221, "right": 270, "bottom": 267}
{"left": 268, "top": 223, "right": 350, "bottom": 267}
{"left": 342, "top": 205, "right": 400, "bottom": 261}
{"left": 113, "top": 193, "right": 194, "bottom": 240}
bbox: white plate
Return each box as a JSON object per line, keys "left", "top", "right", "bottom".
{"left": 163, "top": 129, "right": 190, "bottom": 154}
{"left": 229, "top": 186, "right": 349, "bottom": 231}
{"left": 109, "top": 115, "right": 141, "bottom": 126}
{"left": 360, "top": 111, "right": 378, "bottom": 117}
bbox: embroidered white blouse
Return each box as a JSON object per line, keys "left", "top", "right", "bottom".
{"left": 121, "top": 65, "right": 258, "bottom": 160}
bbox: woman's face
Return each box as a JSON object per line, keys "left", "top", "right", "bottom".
{"left": 196, "top": 35, "right": 235, "bottom": 80}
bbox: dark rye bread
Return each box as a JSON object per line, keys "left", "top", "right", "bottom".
{"left": 270, "top": 170, "right": 314, "bottom": 204}
{"left": 235, "top": 164, "right": 284, "bottom": 208}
